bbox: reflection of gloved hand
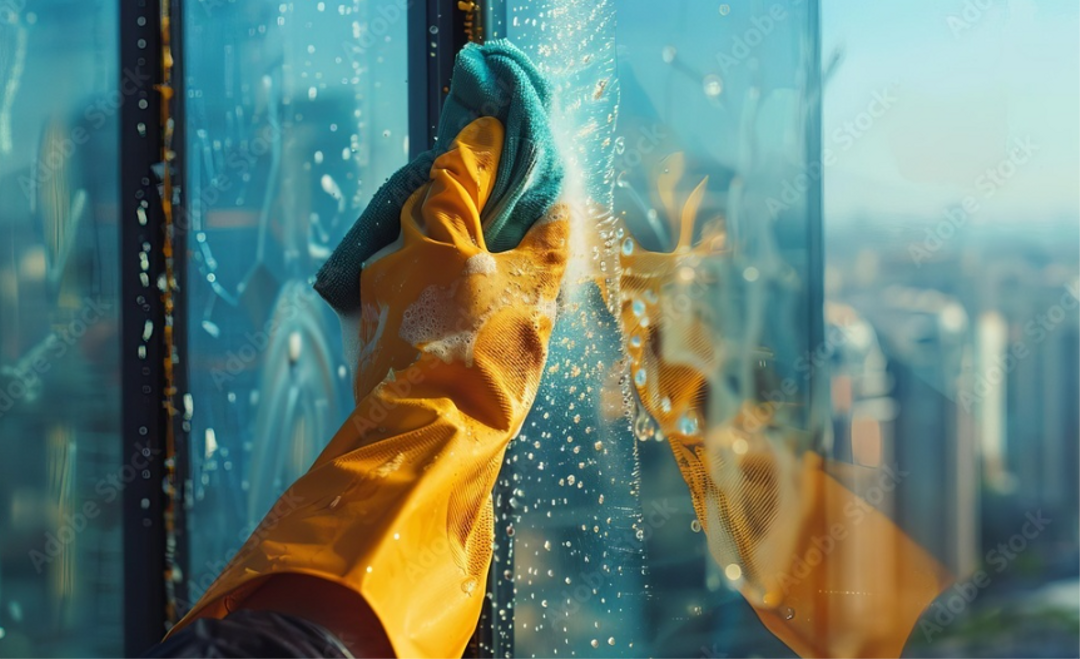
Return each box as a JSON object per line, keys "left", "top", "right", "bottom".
{"left": 612, "top": 159, "right": 808, "bottom": 629}
{"left": 169, "top": 117, "right": 568, "bottom": 658}
{"left": 612, "top": 154, "right": 949, "bottom": 658}
{"left": 611, "top": 154, "right": 722, "bottom": 530}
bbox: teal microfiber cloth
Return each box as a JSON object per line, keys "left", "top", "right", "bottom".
{"left": 314, "top": 39, "right": 563, "bottom": 314}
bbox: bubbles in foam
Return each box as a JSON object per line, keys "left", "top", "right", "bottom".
{"left": 465, "top": 252, "right": 497, "bottom": 275}
{"left": 398, "top": 282, "right": 494, "bottom": 366}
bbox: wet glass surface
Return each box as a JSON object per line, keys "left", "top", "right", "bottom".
{"left": 0, "top": 1, "right": 1073, "bottom": 657}
{"left": 179, "top": 0, "right": 408, "bottom": 610}
{"left": 484, "top": 1, "right": 820, "bottom": 656}
{"left": 483, "top": 1, "right": 1078, "bottom": 657}
{"left": 0, "top": 1, "right": 123, "bottom": 656}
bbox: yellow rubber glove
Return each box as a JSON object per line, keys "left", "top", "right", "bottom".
{"left": 169, "top": 116, "right": 569, "bottom": 658}
{"left": 611, "top": 154, "right": 950, "bottom": 658}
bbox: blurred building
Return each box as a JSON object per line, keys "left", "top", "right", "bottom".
{"left": 826, "top": 294, "right": 980, "bottom": 577}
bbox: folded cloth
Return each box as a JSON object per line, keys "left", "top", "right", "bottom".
{"left": 315, "top": 39, "right": 563, "bottom": 314}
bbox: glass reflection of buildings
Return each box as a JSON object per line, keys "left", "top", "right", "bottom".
{"left": 826, "top": 225, "right": 1080, "bottom": 654}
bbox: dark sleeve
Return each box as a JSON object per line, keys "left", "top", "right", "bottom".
{"left": 142, "top": 610, "right": 353, "bottom": 658}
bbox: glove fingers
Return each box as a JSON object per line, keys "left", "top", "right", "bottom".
{"left": 420, "top": 116, "right": 505, "bottom": 249}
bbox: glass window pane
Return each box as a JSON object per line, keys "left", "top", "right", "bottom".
{"left": 0, "top": 1, "right": 122, "bottom": 656}
{"left": 822, "top": 2, "right": 1079, "bottom": 656}
{"left": 179, "top": 0, "right": 409, "bottom": 611}
{"left": 485, "top": 1, "right": 820, "bottom": 656}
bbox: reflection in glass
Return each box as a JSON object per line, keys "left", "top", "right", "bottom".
{"left": 484, "top": 1, "right": 822, "bottom": 656}
{"left": 0, "top": 1, "right": 122, "bottom": 656}
{"left": 180, "top": 0, "right": 408, "bottom": 610}
{"left": 822, "top": 3, "right": 1080, "bottom": 655}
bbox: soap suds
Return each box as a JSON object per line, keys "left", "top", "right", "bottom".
{"left": 465, "top": 252, "right": 497, "bottom": 275}
{"left": 400, "top": 283, "right": 488, "bottom": 366}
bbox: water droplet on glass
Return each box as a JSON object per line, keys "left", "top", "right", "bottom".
{"left": 621, "top": 238, "right": 634, "bottom": 256}
{"left": 608, "top": 637, "right": 615, "bottom": 646}
{"left": 429, "top": 25, "right": 439, "bottom": 34}
{"left": 632, "top": 299, "right": 646, "bottom": 317}
{"left": 719, "top": 4, "right": 730, "bottom": 15}
{"left": 288, "top": 331, "right": 302, "bottom": 363}
{"left": 703, "top": 74, "right": 723, "bottom": 98}
{"left": 462, "top": 577, "right": 478, "bottom": 595}
{"left": 690, "top": 519, "right": 702, "bottom": 533}
{"left": 661, "top": 45, "right": 676, "bottom": 64}
{"left": 661, "top": 397, "right": 672, "bottom": 413}
{"left": 634, "top": 368, "right": 647, "bottom": 386}
{"left": 633, "top": 411, "right": 655, "bottom": 441}
{"left": 783, "top": 606, "right": 796, "bottom": 620}
{"left": 590, "top": 639, "right": 600, "bottom": 648}
{"left": 678, "top": 413, "right": 699, "bottom": 435}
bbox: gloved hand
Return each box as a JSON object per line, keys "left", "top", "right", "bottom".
{"left": 169, "top": 116, "right": 568, "bottom": 658}
{"left": 611, "top": 154, "right": 949, "bottom": 658}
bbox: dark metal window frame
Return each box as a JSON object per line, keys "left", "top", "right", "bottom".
{"left": 119, "top": 0, "right": 173, "bottom": 653}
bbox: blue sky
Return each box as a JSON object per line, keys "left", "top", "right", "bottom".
{"left": 822, "top": 0, "right": 1079, "bottom": 224}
